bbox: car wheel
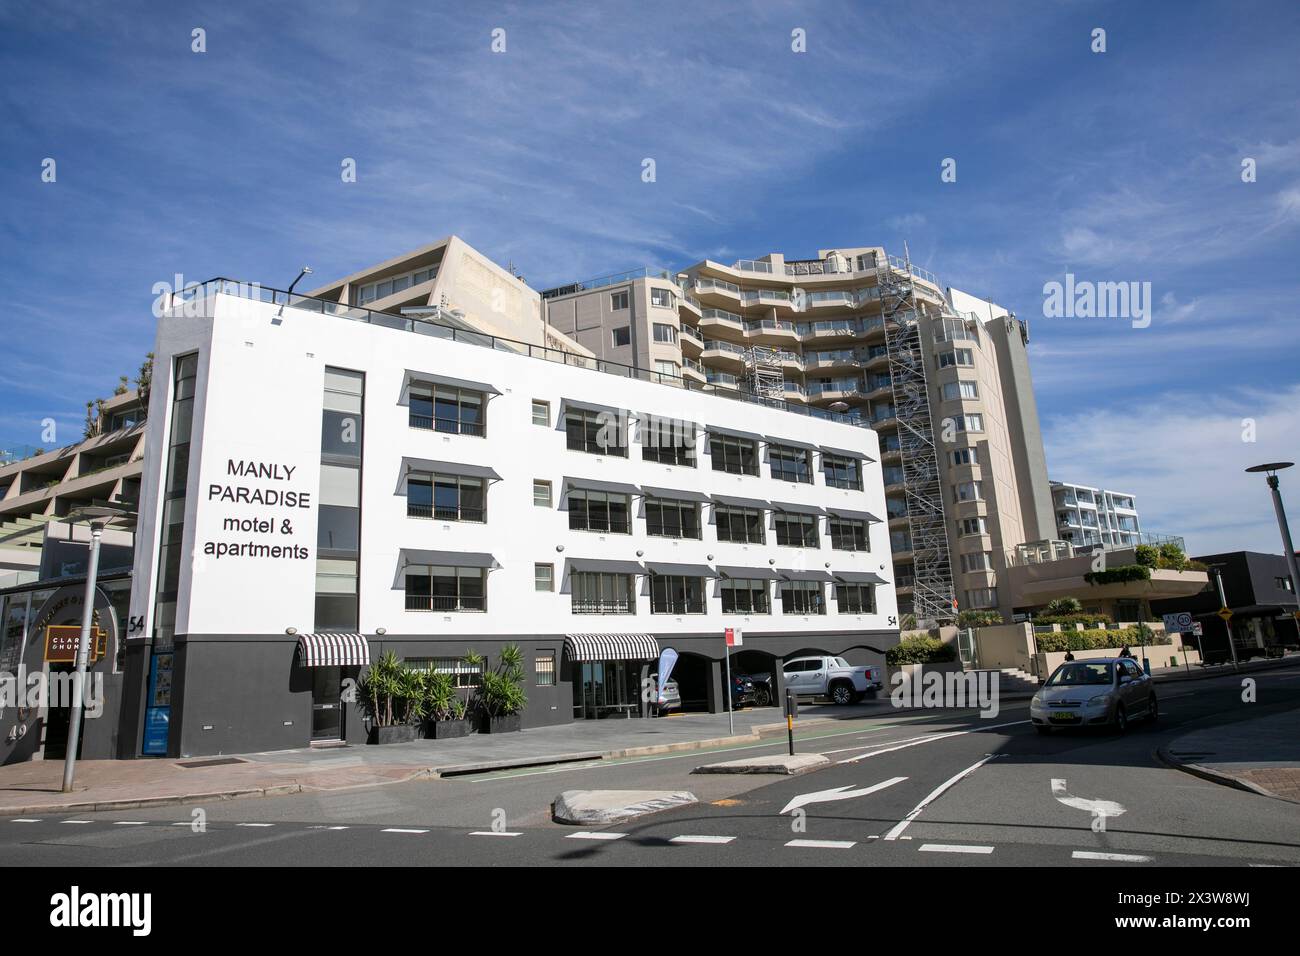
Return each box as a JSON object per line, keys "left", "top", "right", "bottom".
{"left": 830, "top": 683, "right": 854, "bottom": 705}
{"left": 1113, "top": 704, "right": 1128, "bottom": 734}
{"left": 755, "top": 687, "right": 771, "bottom": 707}
{"left": 1148, "top": 695, "right": 1159, "bottom": 722}
{"left": 1035, "top": 725, "right": 1052, "bottom": 736}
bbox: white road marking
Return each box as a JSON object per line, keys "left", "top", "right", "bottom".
{"left": 381, "top": 828, "right": 428, "bottom": 834}
{"left": 470, "top": 830, "right": 522, "bottom": 837}
{"left": 781, "top": 775, "right": 908, "bottom": 814}
{"left": 839, "top": 720, "right": 1029, "bottom": 764}
{"left": 786, "top": 839, "right": 856, "bottom": 849}
{"left": 884, "top": 754, "right": 1000, "bottom": 841}
{"left": 919, "top": 843, "right": 995, "bottom": 854}
{"left": 669, "top": 835, "right": 735, "bottom": 845}
{"left": 61, "top": 820, "right": 93, "bottom": 825}
{"left": 306, "top": 825, "right": 350, "bottom": 830}
{"left": 171, "top": 822, "right": 194, "bottom": 826}
{"left": 236, "top": 822, "right": 274, "bottom": 828}
{"left": 565, "top": 831, "right": 625, "bottom": 841}
{"left": 113, "top": 821, "right": 148, "bottom": 826}
{"left": 10, "top": 819, "right": 41, "bottom": 823}
{"left": 1051, "top": 779, "right": 1126, "bottom": 820}
{"left": 1073, "top": 850, "right": 1151, "bottom": 863}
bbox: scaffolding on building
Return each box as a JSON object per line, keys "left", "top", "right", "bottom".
{"left": 743, "top": 346, "right": 787, "bottom": 404}
{"left": 879, "top": 249, "right": 957, "bottom": 626}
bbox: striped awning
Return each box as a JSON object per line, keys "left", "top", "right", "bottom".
{"left": 297, "top": 632, "right": 371, "bottom": 668}
{"left": 564, "top": 633, "right": 660, "bottom": 663}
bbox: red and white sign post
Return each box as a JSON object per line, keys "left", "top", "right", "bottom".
{"left": 723, "top": 628, "right": 742, "bottom": 735}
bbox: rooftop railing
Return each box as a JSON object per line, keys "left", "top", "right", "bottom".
{"left": 538, "top": 266, "right": 678, "bottom": 299}
{"left": 171, "top": 278, "right": 869, "bottom": 428}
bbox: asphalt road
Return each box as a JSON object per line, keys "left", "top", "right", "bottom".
{"left": 3, "top": 667, "right": 1299, "bottom": 867}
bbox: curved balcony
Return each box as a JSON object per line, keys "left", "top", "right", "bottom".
{"left": 701, "top": 339, "right": 747, "bottom": 371}
{"left": 699, "top": 307, "right": 746, "bottom": 341}
{"left": 678, "top": 324, "right": 703, "bottom": 356}
{"left": 744, "top": 318, "right": 800, "bottom": 346}
{"left": 803, "top": 350, "right": 863, "bottom": 373}
{"left": 682, "top": 358, "right": 707, "bottom": 383}
{"left": 694, "top": 277, "right": 744, "bottom": 306}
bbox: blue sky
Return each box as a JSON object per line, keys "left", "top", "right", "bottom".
{"left": 2, "top": 0, "right": 1298, "bottom": 554}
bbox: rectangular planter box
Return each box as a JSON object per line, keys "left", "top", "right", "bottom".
{"left": 426, "top": 719, "right": 472, "bottom": 739}
{"left": 480, "top": 714, "right": 522, "bottom": 735}
{"left": 368, "top": 724, "right": 419, "bottom": 745}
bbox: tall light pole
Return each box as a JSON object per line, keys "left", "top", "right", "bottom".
{"left": 62, "top": 506, "right": 129, "bottom": 793}
{"left": 1245, "top": 462, "right": 1300, "bottom": 621}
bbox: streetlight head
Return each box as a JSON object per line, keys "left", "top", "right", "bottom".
{"left": 1246, "top": 462, "right": 1294, "bottom": 474}
{"left": 301, "top": 266, "right": 313, "bottom": 275}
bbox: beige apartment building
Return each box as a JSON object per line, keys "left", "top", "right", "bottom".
{"left": 542, "top": 248, "right": 1056, "bottom": 624}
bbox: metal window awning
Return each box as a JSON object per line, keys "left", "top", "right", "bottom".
{"left": 640, "top": 412, "right": 700, "bottom": 431}
{"left": 820, "top": 445, "right": 872, "bottom": 462}
{"left": 566, "top": 557, "right": 646, "bottom": 576}
{"left": 564, "top": 477, "right": 641, "bottom": 497}
{"left": 564, "top": 633, "right": 661, "bottom": 663}
{"left": 645, "top": 561, "right": 717, "bottom": 577}
{"left": 642, "top": 485, "right": 710, "bottom": 503}
{"left": 395, "top": 549, "right": 499, "bottom": 587}
{"left": 773, "top": 501, "right": 827, "bottom": 516}
{"left": 401, "top": 369, "right": 501, "bottom": 400}
{"left": 768, "top": 437, "right": 817, "bottom": 452}
{"left": 778, "top": 568, "right": 834, "bottom": 582}
{"left": 401, "top": 457, "right": 501, "bottom": 483}
{"left": 833, "top": 570, "right": 888, "bottom": 584}
{"left": 717, "top": 565, "right": 780, "bottom": 580}
{"left": 828, "top": 507, "right": 881, "bottom": 523}
{"left": 560, "top": 397, "right": 630, "bottom": 421}
{"left": 297, "top": 632, "right": 371, "bottom": 668}
{"left": 707, "top": 425, "right": 765, "bottom": 445}
{"left": 710, "top": 494, "right": 770, "bottom": 511}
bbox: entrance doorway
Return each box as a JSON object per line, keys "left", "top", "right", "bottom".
{"left": 41, "top": 664, "right": 82, "bottom": 760}
{"left": 311, "top": 667, "right": 345, "bottom": 740}
{"left": 572, "top": 660, "right": 641, "bottom": 719}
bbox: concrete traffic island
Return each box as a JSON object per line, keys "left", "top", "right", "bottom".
{"left": 692, "top": 753, "right": 829, "bottom": 775}
{"left": 552, "top": 789, "right": 698, "bottom": 825}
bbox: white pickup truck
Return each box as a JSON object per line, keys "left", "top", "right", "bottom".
{"left": 782, "top": 655, "right": 883, "bottom": 705}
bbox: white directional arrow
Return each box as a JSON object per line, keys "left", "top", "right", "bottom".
{"left": 1050, "top": 778, "right": 1126, "bottom": 819}
{"left": 781, "top": 776, "right": 908, "bottom": 815}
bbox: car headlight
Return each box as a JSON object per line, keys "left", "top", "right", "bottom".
{"left": 1087, "top": 693, "right": 1112, "bottom": 707}
{"left": 1031, "top": 694, "right": 1042, "bottom": 706}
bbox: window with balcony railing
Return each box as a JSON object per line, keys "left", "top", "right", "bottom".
{"left": 714, "top": 505, "right": 765, "bottom": 544}
{"left": 836, "top": 585, "right": 875, "bottom": 614}
{"left": 568, "top": 489, "right": 631, "bottom": 534}
{"left": 571, "top": 572, "right": 636, "bottom": 614}
{"left": 646, "top": 498, "right": 701, "bottom": 539}
{"left": 779, "top": 581, "right": 825, "bottom": 615}
{"left": 410, "top": 384, "right": 484, "bottom": 436}
{"left": 405, "top": 566, "right": 486, "bottom": 612}
{"left": 721, "top": 578, "right": 770, "bottom": 614}
{"left": 650, "top": 575, "right": 706, "bottom": 614}
{"left": 407, "top": 474, "right": 486, "bottom": 522}
{"left": 775, "top": 513, "right": 819, "bottom": 548}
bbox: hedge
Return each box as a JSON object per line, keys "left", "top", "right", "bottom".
{"left": 1033, "top": 612, "right": 1114, "bottom": 627}
{"left": 957, "top": 610, "right": 1003, "bottom": 629}
{"left": 886, "top": 635, "right": 957, "bottom": 665}
{"left": 1083, "top": 564, "right": 1151, "bottom": 585}
{"left": 1036, "top": 626, "right": 1172, "bottom": 653}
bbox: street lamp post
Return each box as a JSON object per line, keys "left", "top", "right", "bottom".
{"left": 1208, "top": 564, "right": 1240, "bottom": 672}
{"left": 62, "top": 506, "right": 128, "bottom": 793}
{"left": 1245, "top": 462, "right": 1300, "bottom": 619}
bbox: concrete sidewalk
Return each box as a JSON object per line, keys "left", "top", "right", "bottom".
{"left": 1159, "top": 707, "right": 1300, "bottom": 804}
{"left": 0, "top": 704, "right": 871, "bottom": 816}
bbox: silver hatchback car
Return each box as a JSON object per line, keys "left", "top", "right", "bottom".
{"left": 1030, "top": 657, "right": 1158, "bottom": 734}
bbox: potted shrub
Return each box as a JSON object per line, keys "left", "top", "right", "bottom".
{"left": 473, "top": 644, "right": 528, "bottom": 734}
{"left": 360, "top": 650, "right": 421, "bottom": 745}
{"left": 422, "top": 671, "right": 472, "bottom": 739}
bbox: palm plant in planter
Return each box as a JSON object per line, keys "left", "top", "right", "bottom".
{"left": 472, "top": 644, "right": 528, "bottom": 734}
{"left": 360, "top": 651, "right": 421, "bottom": 745}
{"left": 422, "top": 671, "right": 471, "bottom": 739}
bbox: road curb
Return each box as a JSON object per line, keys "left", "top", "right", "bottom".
{"left": 1154, "top": 745, "right": 1285, "bottom": 801}
{"left": 1151, "top": 657, "right": 1300, "bottom": 685}
{"left": 0, "top": 783, "right": 305, "bottom": 818}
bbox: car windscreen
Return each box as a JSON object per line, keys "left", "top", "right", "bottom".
{"left": 1046, "top": 662, "right": 1113, "bottom": 686}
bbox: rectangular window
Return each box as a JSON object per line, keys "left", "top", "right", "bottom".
{"left": 822, "top": 454, "right": 862, "bottom": 490}
{"left": 650, "top": 575, "right": 706, "bottom": 614}
{"left": 836, "top": 585, "right": 875, "bottom": 614}
{"left": 829, "top": 518, "right": 869, "bottom": 552}
{"left": 642, "top": 416, "right": 696, "bottom": 466}
{"left": 942, "top": 380, "right": 979, "bottom": 401}
{"left": 532, "top": 400, "right": 550, "bottom": 426}
{"left": 650, "top": 288, "right": 675, "bottom": 309}
{"left": 407, "top": 474, "right": 485, "bottom": 522}
{"left": 953, "top": 481, "right": 984, "bottom": 503}
{"left": 610, "top": 291, "right": 629, "bottom": 311}
{"left": 960, "top": 517, "right": 987, "bottom": 536}
{"left": 964, "top": 587, "right": 998, "bottom": 609}
{"left": 568, "top": 489, "right": 631, "bottom": 534}
{"left": 653, "top": 322, "right": 678, "bottom": 342}
{"left": 405, "top": 566, "right": 486, "bottom": 612}
{"left": 571, "top": 572, "right": 636, "bottom": 614}
{"left": 708, "top": 433, "right": 759, "bottom": 476}
{"left": 654, "top": 359, "right": 679, "bottom": 380}
{"left": 565, "top": 407, "right": 627, "bottom": 456}
{"left": 775, "top": 513, "right": 819, "bottom": 548}
{"left": 714, "top": 505, "right": 765, "bottom": 544}
{"left": 961, "top": 552, "right": 994, "bottom": 573}
{"left": 410, "top": 383, "right": 484, "bottom": 436}
{"left": 646, "top": 498, "right": 701, "bottom": 539}
{"left": 533, "top": 479, "right": 552, "bottom": 508}
{"left": 779, "top": 582, "right": 825, "bottom": 615}
{"left": 769, "top": 444, "right": 813, "bottom": 484}
{"left": 951, "top": 414, "right": 984, "bottom": 433}
{"left": 404, "top": 656, "right": 480, "bottom": 689}
{"left": 535, "top": 652, "right": 556, "bottom": 687}
{"left": 612, "top": 327, "right": 631, "bottom": 347}
{"left": 535, "top": 563, "right": 554, "bottom": 592}
{"left": 720, "top": 578, "right": 770, "bottom": 614}
{"left": 316, "top": 367, "right": 364, "bottom": 631}
{"left": 152, "top": 352, "right": 199, "bottom": 646}
{"left": 951, "top": 448, "right": 979, "bottom": 466}
{"left": 937, "top": 348, "right": 974, "bottom": 369}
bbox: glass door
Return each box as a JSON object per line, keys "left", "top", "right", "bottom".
{"left": 311, "top": 667, "right": 343, "bottom": 740}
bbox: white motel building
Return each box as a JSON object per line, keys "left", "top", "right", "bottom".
{"left": 125, "top": 276, "right": 899, "bottom": 755}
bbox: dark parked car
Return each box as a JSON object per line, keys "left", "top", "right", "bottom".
{"left": 730, "top": 673, "right": 755, "bottom": 708}
{"left": 738, "top": 673, "right": 775, "bottom": 706}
